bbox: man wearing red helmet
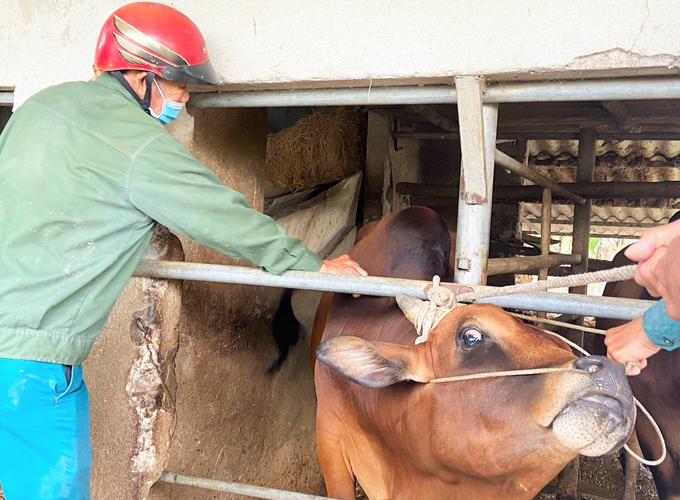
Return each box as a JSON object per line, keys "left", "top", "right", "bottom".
{"left": 0, "top": 3, "right": 365, "bottom": 499}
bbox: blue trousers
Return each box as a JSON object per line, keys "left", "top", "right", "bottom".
{"left": 0, "top": 358, "right": 91, "bottom": 500}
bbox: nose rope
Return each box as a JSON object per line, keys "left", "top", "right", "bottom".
{"left": 428, "top": 366, "right": 573, "bottom": 384}
{"left": 510, "top": 315, "right": 667, "bottom": 467}
{"left": 414, "top": 268, "right": 666, "bottom": 467}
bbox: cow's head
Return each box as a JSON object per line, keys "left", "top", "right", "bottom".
{"left": 316, "top": 303, "right": 635, "bottom": 487}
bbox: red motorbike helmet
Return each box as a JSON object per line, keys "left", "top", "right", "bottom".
{"left": 94, "top": 2, "right": 218, "bottom": 85}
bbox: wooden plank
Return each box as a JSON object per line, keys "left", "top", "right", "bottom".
{"left": 455, "top": 76, "right": 488, "bottom": 205}
{"left": 397, "top": 181, "right": 680, "bottom": 201}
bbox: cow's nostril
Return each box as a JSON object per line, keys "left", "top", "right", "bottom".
{"left": 574, "top": 357, "right": 604, "bottom": 373}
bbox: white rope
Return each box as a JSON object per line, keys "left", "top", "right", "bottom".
{"left": 539, "top": 327, "right": 667, "bottom": 467}
{"left": 427, "top": 324, "right": 666, "bottom": 466}
{"left": 412, "top": 276, "right": 455, "bottom": 344}
{"left": 412, "top": 267, "right": 666, "bottom": 467}
{"left": 429, "top": 367, "right": 572, "bottom": 383}
{"left": 455, "top": 265, "right": 638, "bottom": 303}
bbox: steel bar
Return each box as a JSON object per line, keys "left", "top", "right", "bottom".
{"left": 483, "top": 78, "right": 680, "bottom": 103}
{"left": 190, "top": 77, "right": 680, "bottom": 109}
{"left": 494, "top": 150, "right": 586, "bottom": 205}
{"left": 158, "top": 472, "right": 338, "bottom": 500}
{"left": 454, "top": 79, "right": 498, "bottom": 284}
{"left": 397, "top": 181, "right": 680, "bottom": 202}
{"left": 190, "top": 86, "right": 458, "bottom": 108}
{"left": 133, "top": 260, "right": 653, "bottom": 320}
{"left": 0, "top": 92, "right": 13, "bottom": 106}
{"left": 486, "top": 253, "right": 580, "bottom": 276}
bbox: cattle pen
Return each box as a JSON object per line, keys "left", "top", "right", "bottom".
{"left": 4, "top": 3, "right": 680, "bottom": 499}
{"left": 116, "top": 76, "right": 678, "bottom": 500}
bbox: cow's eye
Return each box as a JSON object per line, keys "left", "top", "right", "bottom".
{"left": 460, "top": 327, "right": 483, "bottom": 347}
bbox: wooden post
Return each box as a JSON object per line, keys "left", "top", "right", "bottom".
{"left": 537, "top": 188, "right": 552, "bottom": 322}
{"left": 570, "top": 128, "right": 596, "bottom": 296}
{"left": 558, "top": 127, "right": 596, "bottom": 500}
{"left": 622, "top": 432, "right": 642, "bottom": 500}
{"left": 555, "top": 459, "right": 580, "bottom": 500}
{"left": 364, "top": 112, "right": 391, "bottom": 224}
{"left": 454, "top": 77, "right": 498, "bottom": 285}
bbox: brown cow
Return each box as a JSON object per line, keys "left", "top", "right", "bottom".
{"left": 598, "top": 250, "right": 680, "bottom": 500}
{"left": 313, "top": 207, "right": 635, "bottom": 500}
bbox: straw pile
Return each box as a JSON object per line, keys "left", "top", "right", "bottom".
{"left": 266, "top": 108, "right": 360, "bottom": 193}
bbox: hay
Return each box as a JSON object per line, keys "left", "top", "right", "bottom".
{"left": 266, "top": 108, "right": 360, "bottom": 193}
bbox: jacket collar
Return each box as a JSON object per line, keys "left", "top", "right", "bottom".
{"left": 95, "top": 72, "right": 142, "bottom": 107}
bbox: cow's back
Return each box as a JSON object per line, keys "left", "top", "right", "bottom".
{"left": 319, "top": 207, "right": 451, "bottom": 346}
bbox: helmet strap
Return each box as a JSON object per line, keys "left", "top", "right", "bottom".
{"left": 111, "top": 71, "right": 155, "bottom": 115}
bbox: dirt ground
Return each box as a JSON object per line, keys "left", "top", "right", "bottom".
{"left": 355, "top": 455, "right": 658, "bottom": 500}
{"left": 534, "top": 455, "right": 658, "bottom": 500}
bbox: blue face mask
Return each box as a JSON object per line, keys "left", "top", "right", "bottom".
{"left": 150, "top": 79, "right": 185, "bottom": 125}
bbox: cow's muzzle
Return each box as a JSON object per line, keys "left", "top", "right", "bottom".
{"left": 551, "top": 355, "right": 635, "bottom": 456}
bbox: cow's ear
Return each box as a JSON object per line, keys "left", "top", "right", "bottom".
{"left": 315, "top": 336, "right": 427, "bottom": 388}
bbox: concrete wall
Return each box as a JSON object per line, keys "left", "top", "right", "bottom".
{"left": 82, "top": 107, "right": 325, "bottom": 499}
{"left": 85, "top": 228, "right": 184, "bottom": 500}
{"left": 3, "top": 0, "right": 680, "bottom": 106}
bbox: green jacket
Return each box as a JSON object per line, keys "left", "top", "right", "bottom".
{"left": 0, "top": 73, "right": 322, "bottom": 365}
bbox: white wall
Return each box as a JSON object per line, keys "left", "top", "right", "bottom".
{"left": 2, "top": 0, "right": 680, "bottom": 107}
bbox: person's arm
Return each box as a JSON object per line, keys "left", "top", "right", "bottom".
{"left": 128, "top": 134, "right": 364, "bottom": 275}
{"left": 642, "top": 300, "right": 680, "bottom": 350}
{"left": 605, "top": 217, "right": 680, "bottom": 374}
{"left": 625, "top": 219, "right": 680, "bottom": 319}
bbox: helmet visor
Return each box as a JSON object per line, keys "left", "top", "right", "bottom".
{"left": 162, "top": 60, "right": 219, "bottom": 86}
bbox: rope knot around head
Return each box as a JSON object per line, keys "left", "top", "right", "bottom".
{"left": 426, "top": 275, "right": 456, "bottom": 308}
{"left": 397, "top": 275, "right": 458, "bottom": 345}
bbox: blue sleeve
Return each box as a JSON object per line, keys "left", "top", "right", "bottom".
{"left": 642, "top": 300, "right": 680, "bottom": 350}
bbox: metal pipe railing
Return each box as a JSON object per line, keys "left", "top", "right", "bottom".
{"left": 494, "top": 150, "right": 586, "bottom": 205}
{"left": 487, "top": 253, "right": 580, "bottom": 276}
{"left": 190, "top": 77, "right": 680, "bottom": 108}
{"left": 483, "top": 77, "right": 680, "bottom": 103}
{"left": 158, "top": 472, "right": 338, "bottom": 500}
{"left": 190, "top": 85, "right": 458, "bottom": 108}
{"left": 0, "top": 92, "right": 13, "bottom": 106}
{"left": 133, "top": 260, "right": 653, "bottom": 320}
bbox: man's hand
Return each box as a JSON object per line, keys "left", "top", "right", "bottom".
{"left": 625, "top": 219, "right": 680, "bottom": 320}
{"left": 604, "top": 317, "right": 659, "bottom": 376}
{"left": 319, "top": 255, "right": 367, "bottom": 277}
{"left": 319, "top": 255, "right": 368, "bottom": 297}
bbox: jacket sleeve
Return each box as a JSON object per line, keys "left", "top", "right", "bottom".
{"left": 642, "top": 300, "right": 680, "bottom": 351}
{"left": 127, "top": 134, "right": 322, "bottom": 274}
